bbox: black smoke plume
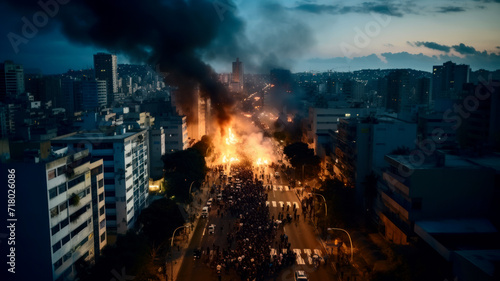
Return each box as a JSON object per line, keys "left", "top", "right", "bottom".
{"left": 5, "top": 0, "right": 241, "bottom": 127}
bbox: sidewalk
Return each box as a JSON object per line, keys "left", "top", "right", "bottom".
{"left": 167, "top": 184, "right": 211, "bottom": 281}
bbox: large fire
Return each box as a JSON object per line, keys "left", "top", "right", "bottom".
{"left": 209, "top": 123, "right": 274, "bottom": 169}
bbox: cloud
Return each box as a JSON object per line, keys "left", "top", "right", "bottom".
{"left": 452, "top": 43, "right": 477, "bottom": 55}
{"left": 294, "top": 4, "right": 339, "bottom": 14}
{"left": 473, "top": 0, "right": 500, "bottom": 3}
{"left": 413, "top": 41, "right": 451, "bottom": 52}
{"left": 301, "top": 50, "right": 500, "bottom": 72}
{"left": 384, "top": 43, "right": 395, "bottom": 47}
{"left": 294, "top": 2, "right": 406, "bottom": 17}
{"left": 437, "top": 6, "right": 466, "bottom": 13}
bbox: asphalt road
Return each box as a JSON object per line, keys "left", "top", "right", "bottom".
{"left": 176, "top": 168, "right": 336, "bottom": 281}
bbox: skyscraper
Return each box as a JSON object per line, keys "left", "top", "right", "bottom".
{"left": 230, "top": 58, "right": 243, "bottom": 93}
{"left": 0, "top": 60, "right": 25, "bottom": 102}
{"left": 81, "top": 79, "right": 107, "bottom": 111}
{"left": 386, "top": 70, "right": 410, "bottom": 113}
{"left": 432, "top": 61, "right": 469, "bottom": 100}
{"left": 93, "top": 53, "right": 117, "bottom": 106}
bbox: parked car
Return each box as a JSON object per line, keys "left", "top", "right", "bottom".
{"left": 208, "top": 224, "right": 216, "bottom": 235}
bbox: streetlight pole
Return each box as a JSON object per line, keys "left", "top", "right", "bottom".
{"left": 327, "top": 227, "right": 353, "bottom": 262}
{"left": 311, "top": 192, "right": 328, "bottom": 217}
{"left": 170, "top": 224, "right": 190, "bottom": 281}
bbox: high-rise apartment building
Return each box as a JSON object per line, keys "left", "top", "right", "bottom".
{"left": 93, "top": 53, "right": 117, "bottom": 106}
{"left": 0, "top": 60, "right": 25, "bottom": 101}
{"left": 230, "top": 58, "right": 244, "bottom": 93}
{"left": 53, "top": 129, "right": 149, "bottom": 239}
{"left": 432, "top": 61, "right": 469, "bottom": 100}
{"left": 3, "top": 146, "right": 105, "bottom": 281}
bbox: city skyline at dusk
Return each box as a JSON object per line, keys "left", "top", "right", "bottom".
{"left": 0, "top": 0, "right": 499, "bottom": 74}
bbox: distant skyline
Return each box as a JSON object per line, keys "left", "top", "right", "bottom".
{"left": 1, "top": 0, "right": 499, "bottom": 74}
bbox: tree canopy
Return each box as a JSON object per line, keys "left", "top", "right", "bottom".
{"left": 162, "top": 148, "right": 207, "bottom": 202}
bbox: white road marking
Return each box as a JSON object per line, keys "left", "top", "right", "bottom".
{"left": 279, "top": 201, "right": 284, "bottom": 207}
{"left": 304, "top": 249, "right": 312, "bottom": 264}
{"left": 272, "top": 201, "right": 277, "bottom": 207}
{"left": 293, "top": 202, "right": 299, "bottom": 209}
{"left": 266, "top": 201, "right": 270, "bottom": 207}
{"left": 314, "top": 249, "right": 322, "bottom": 256}
{"left": 287, "top": 202, "right": 291, "bottom": 207}
{"left": 293, "top": 249, "right": 305, "bottom": 265}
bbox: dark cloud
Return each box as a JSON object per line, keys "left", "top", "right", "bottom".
{"left": 473, "top": 0, "right": 500, "bottom": 3}
{"left": 295, "top": 4, "right": 340, "bottom": 14}
{"left": 2, "top": 0, "right": 315, "bottom": 129}
{"left": 413, "top": 41, "right": 451, "bottom": 52}
{"left": 437, "top": 6, "right": 466, "bottom": 13}
{"left": 294, "top": 2, "right": 405, "bottom": 17}
{"left": 453, "top": 43, "right": 477, "bottom": 55}
{"left": 302, "top": 50, "right": 500, "bottom": 72}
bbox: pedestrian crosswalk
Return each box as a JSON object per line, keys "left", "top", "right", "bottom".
{"left": 269, "top": 185, "right": 289, "bottom": 191}
{"left": 270, "top": 248, "right": 323, "bottom": 265}
{"left": 266, "top": 201, "right": 299, "bottom": 209}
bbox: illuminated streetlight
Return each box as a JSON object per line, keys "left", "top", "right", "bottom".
{"left": 327, "top": 227, "right": 353, "bottom": 262}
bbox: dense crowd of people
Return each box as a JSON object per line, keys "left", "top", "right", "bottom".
{"left": 206, "top": 164, "right": 296, "bottom": 281}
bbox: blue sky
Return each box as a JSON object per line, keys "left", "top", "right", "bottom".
{"left": 1, "top": 0, "right": 499, "bottom": 74}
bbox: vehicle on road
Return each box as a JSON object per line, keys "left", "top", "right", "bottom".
{"left": 207, "top": 198, "right": 213, "bottom": 208}
{"left": 208, "top": 224, "right": 216, "bottom": 235}
{"left": 201, "top": 206, "right": 209, "bottom": 218}
{"left": 217, "top": 193, "right": 223, "bottom": 201}
{"left": 294, "top": 270, "right": 308, "bottom": 281}
{"left": 193, "top": 248, "right": 201, "bottom": 259}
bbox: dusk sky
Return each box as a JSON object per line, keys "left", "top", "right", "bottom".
{"left": 1, "top": 0, "right": 499, "bottom": 74}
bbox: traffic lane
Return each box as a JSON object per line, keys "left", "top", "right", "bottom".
{"left": 176, "top": 213, "right": 216, "bottom": 281}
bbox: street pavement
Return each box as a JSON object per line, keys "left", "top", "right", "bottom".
{"left": 172, "top": 168, "right": 338, "bottom": 281}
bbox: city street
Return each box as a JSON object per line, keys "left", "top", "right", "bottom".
{"left": 175, "top": 167, "right": 336, "bottom": 281}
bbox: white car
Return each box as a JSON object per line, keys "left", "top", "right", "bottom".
{"left": 207, "top": 198, "right": 213, "bottom": 207}
{"left": 201, "top": 206, "right": 209, "bottom": 218}
{"left": 208, "top": 224, "right": 216, "bottom": 235}
{"left": 294, "top": 270, "right": 308, "bottom": 281}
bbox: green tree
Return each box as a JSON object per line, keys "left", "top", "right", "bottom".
{"left": 163, "top": 148, "right": 207, "bottom": 202}
{"left": 283, "top": 142, "right": 321, "bottom": 178}
{"left": 137, "top": 198, "right": 185, "bottom": 245}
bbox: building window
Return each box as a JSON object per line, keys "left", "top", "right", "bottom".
{"left": 100, "top": 219, "right": 106, "bottom": 229}
{"left": 105, "top": 202, "right": 116, "bottom": 210}
{"left": 67, "top": 174, "right": 85, "bottom": 189}
{"left": 99, "top": 193, "right": 104, "bottom": 202}
{"left": 99, "top": 206, "right": 105, "bottom": 216}
{"left": 61, "top": 234, "right": 70, "bottom": 246}
{"left": 56, "top": 166, "right": 66, "bottom": 177}
{"left": 104, "top": 191, "right": 115, "bottom": 198}
{"left": 54, "top": 258, "right": 63, "bottom": 270}
{"left": 60, "top": 218, "right": 69, "bottom": 229}
{"left": 58, "top": 183, "right": 67, "bottom": 195}
{"left": 59, "top": 202, "right": 67, "bottom": 213}
{"left": 48, "top": 169, "right": 56, "bottom": 180}
{"left": 98, "top": 179, "right": 104, "bottom": 188}
{"left": 49, "top": 187, "right": 58, "bottom": 199}
{"left": 104, "top": 178, "right": 115, "bottom": 185}
{"left": 63, "top": 252, "right": 72, "bottom": 262}
{"left": 50, "top": 206, "right": 59, "bottom": 218}
{"left": 52, "top": 241, "right": 61, "bottom": 253}
{"left": 91, "top": 165, "right": 103, "bottom": 176}
{"left": 101, "top": 232, "right": 106, "bottom": 242}
{"left": 51, "top": 224, "right": 60, "bottom": 236}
